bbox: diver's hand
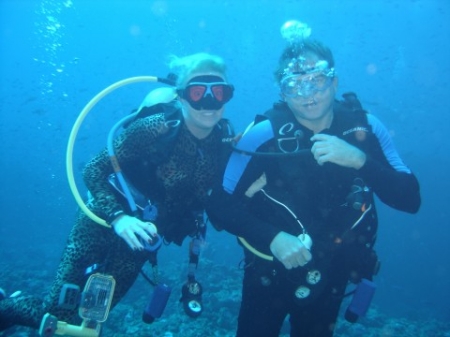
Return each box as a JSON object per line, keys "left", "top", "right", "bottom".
{"left": 310, "top": 134, "right": 366, "bottom": 169}
{"left": 270, "top": 232, "right": 312, "bottom": 270}
{"left": 111, "top": 214, "right": 157, "bottom": 250}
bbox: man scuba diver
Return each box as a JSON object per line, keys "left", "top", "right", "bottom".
{"left": 206, "top": 21, "right": 420, "bottom": 337}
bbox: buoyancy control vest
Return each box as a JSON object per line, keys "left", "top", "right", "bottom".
{"left": 243, "top": 93, "right": 380, "bottom": 289}
{"left": 248, "top": 93, "right": 378, "bottom": 249}
{"left": 261, "top": 92, "right": 372, "bottom": 156}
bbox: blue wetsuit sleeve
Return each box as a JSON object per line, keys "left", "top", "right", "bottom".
{"left": 207, "top": 120, "right": 282, "bottom": 248}
{"left": 359, "top": 114, "right": 421, "bottom": 213}
{"left": 223, "top": 121, "right": 271, "bottom": 193}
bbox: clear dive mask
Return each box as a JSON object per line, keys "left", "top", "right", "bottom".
{"left": 280, "top": 59, "right": 335, "bottom": 98}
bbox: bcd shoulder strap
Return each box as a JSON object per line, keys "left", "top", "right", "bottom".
{"left": 262, "top": 92, "right": 368, "bottom": 136}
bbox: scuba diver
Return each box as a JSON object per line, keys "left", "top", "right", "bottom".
{"left": 0, "top": 52, "right": 235, "bottom": 332}
{"left": 206, "top": 21, "right": 421, "bottom": 337}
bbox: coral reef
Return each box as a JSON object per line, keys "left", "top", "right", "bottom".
{"left": 1, "top": 253, "right": 449, "bottom": 337}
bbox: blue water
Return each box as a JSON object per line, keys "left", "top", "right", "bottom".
{"left": 1, "top": 0, "right": 449, "bottom": 336}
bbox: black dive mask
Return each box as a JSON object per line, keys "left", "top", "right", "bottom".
{"left": 177, "top": 75, "right": 234, "bottom": 110}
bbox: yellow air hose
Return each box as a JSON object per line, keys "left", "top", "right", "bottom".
{"left": 238, "top": 237, "right": 273, "bottom": 261}
{"left": 66, "top": 76, "right": 158, "bottom": 228}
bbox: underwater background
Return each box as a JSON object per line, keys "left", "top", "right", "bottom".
{"left": 1, "top": 0, "right": 449, "bottom": 336}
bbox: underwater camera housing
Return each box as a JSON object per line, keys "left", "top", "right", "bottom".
{"left": 39, "top": 273, "right": 115, "bottom": 337}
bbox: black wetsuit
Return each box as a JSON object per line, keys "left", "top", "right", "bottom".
{"left": 0, "top": 107, "right": 233, "bottom": 330}
{"left": 206, "top": 101, "right": 420, "bottom": 337}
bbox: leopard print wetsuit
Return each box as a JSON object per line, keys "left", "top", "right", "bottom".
{"left": 0, "top": 111, "right": 231, "bottom": 330}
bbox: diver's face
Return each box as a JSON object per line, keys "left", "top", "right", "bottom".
{"left": 180, "top": 71, "right": 228, "bottom": 139}
{"left": 282, "top": 54, "right": 337, "bottom": 132}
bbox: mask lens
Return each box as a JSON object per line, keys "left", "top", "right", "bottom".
{"left": 281, "top": 72, "right": 333, "bottom": 98}
{"left": 211, "top": 85, "right": 224, "bottom": 101}
{"left": 281, "top": 77, "right": 299, "bottom": 97}
{"left": 186, "top": 85, "right": 207, "bottom": 102}
{"left": 310, "top": 74, "right": 330, "bottom": 89}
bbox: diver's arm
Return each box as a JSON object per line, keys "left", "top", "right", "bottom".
{"left": 359, "top": 158, "right": 420, "bottom": 213}
{"left": 308, "top": 115, "right": 420, "bottom": 213}
{"left": 83, "top": 114, "right": 166, "bottom": 221}
{"left": 208, "top": 179, "right": 311, "bottom": 269}
{"left": 83, "top": 147, "right": 122, "bottom": 219}
{"left": 83, "top": 115, "right": 165, "bottom": 249}
{"left": 207, "top": 184, "right": 281, "bottom": 248}
{"left": 358, "top": 114, "right": 421, "bottom": 213}
{"left": 207, "top": 120, "right": 285, "bottom": 250}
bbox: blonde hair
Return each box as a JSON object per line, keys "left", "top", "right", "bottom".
{"left": 168, "top": 53, "right": 228, "bottom": 88}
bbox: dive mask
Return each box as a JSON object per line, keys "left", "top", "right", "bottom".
{"left": 178, "top": 75, "right": 234, "bottom": 110}
{"left": 281, "top": 59, "right": 335, "bottom": 98}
